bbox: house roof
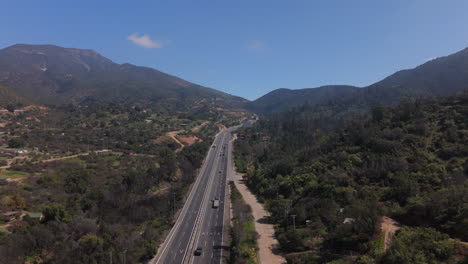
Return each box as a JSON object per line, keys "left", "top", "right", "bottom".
{"left": 27, "top": 212, "right": 43, "bottom": 218}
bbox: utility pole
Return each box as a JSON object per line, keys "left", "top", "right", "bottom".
{"left": 123, "top": 248, "right": 127, "bottom": 264}
{"left": 291, "top": 214, "right": 297, "bottom": 230}
{"left": 173, "top": 191, "right": 176, "bottom": 217}
{"left": 109, "top": 251, "right": 112, "bottom": 264}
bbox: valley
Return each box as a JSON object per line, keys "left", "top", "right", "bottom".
{"left": 0, "top": 37, "right": 467, "bottom": 264}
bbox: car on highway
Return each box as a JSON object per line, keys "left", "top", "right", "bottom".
{"left": 194, "top": 247, "right": 202, "bottom": 256}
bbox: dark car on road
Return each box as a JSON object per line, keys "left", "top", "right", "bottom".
{"left": 194, "top": 247, "right": 202, "bottom": 256}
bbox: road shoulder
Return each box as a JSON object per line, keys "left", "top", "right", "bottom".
{"left": 228, "top": 135, "right": 285, "bottom": 264}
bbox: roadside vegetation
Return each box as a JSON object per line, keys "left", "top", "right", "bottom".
{"left": 229, "top": 182, "right": 259, "bottom": 264}
{"left": 234, "top": 93, "right": 468, "bottom": 263}
{"left": 0, "top": 144, "right": 211, "bottom": 263}
{"left": 0, "top": 101, "right": 250, "bottom": 263}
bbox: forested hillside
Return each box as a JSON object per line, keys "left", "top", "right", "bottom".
{"left": 247, "top": 46, "right": 468, "bottom": 114}
{"left": 235, "top": 93, "right": 468, "bottom": 263}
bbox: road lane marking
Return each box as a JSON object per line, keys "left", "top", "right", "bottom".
{"left": 187, "top": 132, "right": 228, "bottom": 264}
{"left": 153, "top": 131, "right": 225, "bottom": 264}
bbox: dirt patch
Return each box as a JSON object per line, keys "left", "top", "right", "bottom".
{"left": 166, "top": 130, "right": 184, "bottom": 152}
{"left": 378, "top": 216, "right": 400, "bottom": 251}
{"left": 453, "top": 240, "right": 468, "bottom": 261}
{"left": 176, "top": 135, "right": 202, "bottom": 146}
{"left": 228, "top": 136, "right": 286, "bottom": 264}
{"left": 163, "top": 122, "right": 208, "bottom": 152}
{"left": 151, "top": 182, "right": 171, "bottom": 196}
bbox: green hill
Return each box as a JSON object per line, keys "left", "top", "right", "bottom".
{"left": 247, "top": 47, "right": 468, "bottom": 114}
{"left": 235, "top": 92, "right": 468, "bottom": 263}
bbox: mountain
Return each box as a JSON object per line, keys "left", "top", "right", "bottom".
{"left": 247, "top": 47, "right": 468, "bottom": 114}
{"left": 247, "top": 85, "right": 358, "bottom": 113}
{"left": 0, "top": 84, "right": 34, "bottom": 106}
{"left": 0, "top": 44, "right": 247, "bottom": 109}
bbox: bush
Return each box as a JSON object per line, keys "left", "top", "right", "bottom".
{"left": 380, "top": 227, "right": 453, "bottom": 264}
{"left": 8, "top": 138, "right": 24, "bottom": 148}
{"left": 42, "top": 204, "right": 71, "bottom": 223}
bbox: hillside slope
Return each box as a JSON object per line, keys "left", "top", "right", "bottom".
{"left": 247, "top": 85, "right": 358, "bottom": 113}
{"left": 247, "top": 47, "right": 468, "bottom": 114}
{"left": 235, "top": 93, "right": 468, "bottom": 263}
{"left": 0, "top": 44, "right": 247, "bottom": 109}
{"left": 0, "top": 84, "right": 34, "bottom": 106}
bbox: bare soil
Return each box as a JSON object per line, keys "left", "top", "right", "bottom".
{"left": 176, "top": 135, "right": 202, "bottom": 146}
{"left": 379, "top": 216, "right": 400, "bottom": 251}
{"left": 229, "top": 135, "right": 285, "bottom": 264}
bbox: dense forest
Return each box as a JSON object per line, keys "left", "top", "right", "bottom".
{"left": 234, "top": 92, "right": 468, "bottom": 263}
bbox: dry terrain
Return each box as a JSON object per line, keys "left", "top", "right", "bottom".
{"left": 228, "top": 135, "right": 285, "bottom": 264}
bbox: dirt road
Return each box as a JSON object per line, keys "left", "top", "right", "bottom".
{"left": 228, "top": 135, "right": 285, "bottom": 264}
{"left": 0, "top": 149, "right": 111, "bottom": 170}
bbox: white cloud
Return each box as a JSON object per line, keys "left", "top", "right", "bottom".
{"left": 246, "top": 40, "right": 267, "bottom": 52}
{"left": 425, "top": 56, "right": 439, "bottom": 62}
{"left": 127, "top": 33, "right": 164, "bottom": 49}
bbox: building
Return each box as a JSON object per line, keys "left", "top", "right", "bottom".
{"left": 27, "top": 212, "right": 44, "bottom": 221}
{"left": 15, "top": 149, "right": 29, "bottom": 154}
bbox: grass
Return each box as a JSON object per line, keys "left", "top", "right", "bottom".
{"left": 230, "top": 182, "right": 259, "bottom": 264}
{"left": 371, "top": 231, "right": 386, "bottom": 255}
{"left": 63, "top": 157, "right": 86, "bottom": 165}
{"left": 0, "top": 170, "right": 28, "bottom": 179}
{"left": 244, "top": 219, "right": 256, "bottom": 233}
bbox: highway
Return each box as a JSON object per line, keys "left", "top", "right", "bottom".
{"left": 151, "top": 126, "right": 238, "bottom": 264}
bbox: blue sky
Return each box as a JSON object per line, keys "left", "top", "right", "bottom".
{"left": 1, "top": 0, "right": 468, "bottom": 100}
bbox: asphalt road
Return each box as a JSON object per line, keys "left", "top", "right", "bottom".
{"left": 151, "top": 127, "right": 238, "bottom": 264}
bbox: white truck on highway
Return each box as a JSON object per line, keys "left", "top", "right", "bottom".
{"left": 212, "top": 198, "right": 219, "bottom": 208}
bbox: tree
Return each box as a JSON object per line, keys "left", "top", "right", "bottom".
{"left": 10, "top": 193, "right": 26, "bottom": 210}
{"left": 63, "top": 169, "right": 90, "bottom": 194}
{"left": 372, "top": 104, "right": 386, "bottom": 122}
{"left": 380, "top": 227, "right": 453, "bottom": 264}
{"left": 42, "top": 205, "right": 71, "bottom": 223}
{"left": 8, "top": 138, "right": 24, "bottom": 148}
{"left": 6, "top": 104, "right": 15, "bottom": 113}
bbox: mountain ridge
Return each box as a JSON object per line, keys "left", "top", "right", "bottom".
{"left": 0, "top": 44, "right": 247, "bottom": 109}
{"left": 247, "top": 46, "right": 468, "bottom": 113}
